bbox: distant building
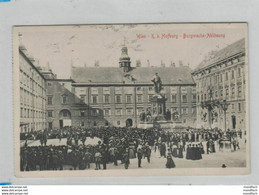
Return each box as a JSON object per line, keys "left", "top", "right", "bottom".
{"left": 19, "top": 47, "right": 46, "bottom": 132}
{"left": 192, "top": 38, "right": 247, "bottom": 130}
{"left": 68, "top": 46, "right": 196, "bottom": 128}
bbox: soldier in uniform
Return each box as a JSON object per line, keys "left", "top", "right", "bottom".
{"left": 137, "top": 147, "right": 143, "bottom": 168}
{"left": 123, "top": 148, "right": 130, "bottom": 169}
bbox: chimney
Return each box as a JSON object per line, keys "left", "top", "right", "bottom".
{"left": 94, "top": 60, "right": 99, "bottom": 67}
{"left": 179, "top": 60, "right": 183, "bottom": 67}
{"left": 170, "top": 61, "right": 176, "bottom": 67}
{"left": 136, "top": 60, "right": 141, "bottom": 67}
{"left": 147, "top": 59, "right": 150, "bottom": 67}
{"left": 161, "top": 60, "right": 165, "bottom": 67}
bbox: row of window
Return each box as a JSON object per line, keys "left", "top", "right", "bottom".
{"left": 20, "top": 69, "right": 45, "bottom": 95}
{"left": 20, "top": 108, "right": 45, "bottom": 119}
{"left": 198, "top": 85, "right": 242, "bottom": 102}
{"left": 20, "top": 88, "right": 45, "bottom": 108}
{"left": 199, "top": 67, "right": 243, "bottom": 88}
{"left": 76, "top": 94, "right": 196, "bottom": 105}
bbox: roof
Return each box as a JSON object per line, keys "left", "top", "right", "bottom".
{"left": 71, "top": 66, "right": 195, "bottom": 85}
{"left": 194, "top": 38, "right": 245, "bottom": 72}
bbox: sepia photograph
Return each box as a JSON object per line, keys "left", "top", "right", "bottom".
{"left": 12, "top": 23, "right": 249, "bottom": 177}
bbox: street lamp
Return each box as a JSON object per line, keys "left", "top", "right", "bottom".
{"left": 220, "top": 99, "right": 229, "bottom": 132}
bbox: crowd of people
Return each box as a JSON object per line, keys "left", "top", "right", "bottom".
{"left": 20, "top": 126, "right": 244, "bottom": 171}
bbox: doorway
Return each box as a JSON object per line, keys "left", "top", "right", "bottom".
{"left": 232, "top": 115, "right": 236, "bottom": 129}
{"left": 126, "top": 119, "right": 133, "bottom": 127}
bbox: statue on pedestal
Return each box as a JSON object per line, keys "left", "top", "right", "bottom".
{"left": 151, "top": 73, "right": 162, "bottom": 94}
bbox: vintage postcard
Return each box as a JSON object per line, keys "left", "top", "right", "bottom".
{"left": 13, "top": 23, "right": 249, "bottom": 178}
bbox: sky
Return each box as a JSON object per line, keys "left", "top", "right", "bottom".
{"left": 18, "top": 23, "right": 247, "bottom": 78}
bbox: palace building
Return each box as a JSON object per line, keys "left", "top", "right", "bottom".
{"left": 19, "top": 47, "right": 47, "bottom": 132}
{"left": 192, "top": 38, "right": 247, "bottom": 130}
{"left": 66, "top": 46, "right": 197, "bottom": 128}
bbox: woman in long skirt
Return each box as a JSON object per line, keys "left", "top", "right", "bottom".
{"left": 166, "top": 149, "right": 176, "bottom": 169}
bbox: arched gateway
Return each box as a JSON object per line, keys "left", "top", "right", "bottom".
{"left": 59, "top": 109, "right": 72, "bottom": 128}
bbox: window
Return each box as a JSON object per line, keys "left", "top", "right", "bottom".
{"left": 47, "top": 82, "right": 52, "bottom": 86}
{"left": 183, "top": 108, "right": 188, "bottom": 114}
{"left": 183, "top": 119, "right": 186, "bottom": 123}
{"left": 192, "top": 94, "right": 196, "bottom": 103}
{"left": 220, "top": 90, "right": 223, "bottom": 97}
{"left": 215, "top": 91, "right": 218, "bottom": 98}
{"left": 80, "top": 95, "right": 85, "bottom": 103}
{"left": 137, "top": 108, "right": 143, "bottom": 115}
{"left": 136, "top": 87, "right": 142, "bottom": 91}
{"left": 104, "top": 95, "right": 110, "bottom": 104}
{"left": 47, "top": 96, "right": 53, "bottom": 105}
{"left": 197, "top": 95, "right": 200, "bottom": 102}
{"left": 81, "top": 122, "right": 85, "bottom": 126}
{"left": 63, "top": 110, "right": 68, "bottom": 117}
{"left": 117, "top": 121, "right": 120, "bottom": 125}
{"left": 232, "top": 104, "right": 235, "bottom": 110}
{"left": 62, "top": 96, "right": 67, "bottom": 104}
{"left": 171, "top": 94, "right": 177, "bottom": 103}
{"left": 238, "top": 85, "right": 242, "bottom": 97}
{"left": 126, "top": 108, "right": 133, "bottom": 115}
{"left": 48, "top": 122, "right": 53, "bottom": 129}
{"left": 238, "top": 68, "right": 241, "bottom": 77}
{"left": 115, "top": 95, "right": 121, "bottom": 104}
{"left": 192, "top": 107, "right": 196, "bottom": 114}
{"left": 232, "top": 70, "right": 235, "bottom": 79}
{"left": 148, "top": 95, "right": 153, "bottom": 102}
{"left": 238, "top": 103, "right": 241, "bottom": 112}
{"left": 137, "top": 95, "right": 143, "bottom": 103}
{"left": 93, "top": 121, "right": 97, "bottom": 126}
{"left": 92, "top": 95, "right": 98, "bottom": 105}
{"left": 91, "top": 109, "right": 99, "bottom": 116}
{"left": 104, "top": 109, "right": 110, "bottom": 116}
{"left": 225, "top": 72, "right": 228, "bottom": 81}
{"left": 80, "top": 110, "right": 85, "bottom": 117}
{"left": 47, "top": 111, "right": 53, "bottom": 117}
{"left": 105, "top": 121, "right": 109, "bottom": 126}
{"left": 20, "top": 108, "right": 23, "bottom": 118}
{"left": 231, "top": 87, "right": 235, "bottom": 97}
{"left": 204, "top": 94, "right": 207, "bottom": 101}
{"left": 126, "top": 95, "right": 132, "bottom": 104}
{"left": 226, "top": 88, "right": 229, "bottom": 98}
{"left": 115, "top": 109, "right": 122, "bottom": 116}
{"left": 182, "top": 95, "right": 187, "bottom": 103}
{"left": 23, "top": 108, "right": 26, "bottom": 118}
{"left": 201, "top": 94, "right": 203, "bottom": 101}
{"left": 220, "top": 74, "right": 223, "bottom": 82}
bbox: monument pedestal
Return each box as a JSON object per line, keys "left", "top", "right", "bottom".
{"left": 150, "top": 93, "right": 167, "bottom": 121}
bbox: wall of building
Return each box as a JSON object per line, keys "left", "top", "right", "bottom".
{"left": 72, "top": 84, "right": 196, "bottom": 127}
{"left": 193, "top": 53, "right": 247, "bottom": 130}
{"left": 19, "top": 50, "right": 46, "bottom": 132}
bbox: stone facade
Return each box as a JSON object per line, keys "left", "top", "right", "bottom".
{"left": 19, "top": 48, "right": 46, "bottom": 132}
{"left": 192, "top": 38, "right": 247, "bottom": 131}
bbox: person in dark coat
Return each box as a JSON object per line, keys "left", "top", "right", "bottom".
{"left": 166, "top": 149, "right": 176, "bottom": 168}
{"left": 178, "top": 145, "right": 184, "bottom": 158}
{"left": 160, "top": 142, "right": 166, "bottom": 158}
{"left": 145, "top": 145, "right": 151, "bottom": 163}
{"left": 123, "top": 149, "right": 130, "bottom": 169}
{"left": 137, "top": 148, "right": 143, "bottom": 168}
{"left": 186, "top": 144, "right": 191, "bottom": 159}
{"left": 84, "top": 149, "right": 91, "bottom": 169}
